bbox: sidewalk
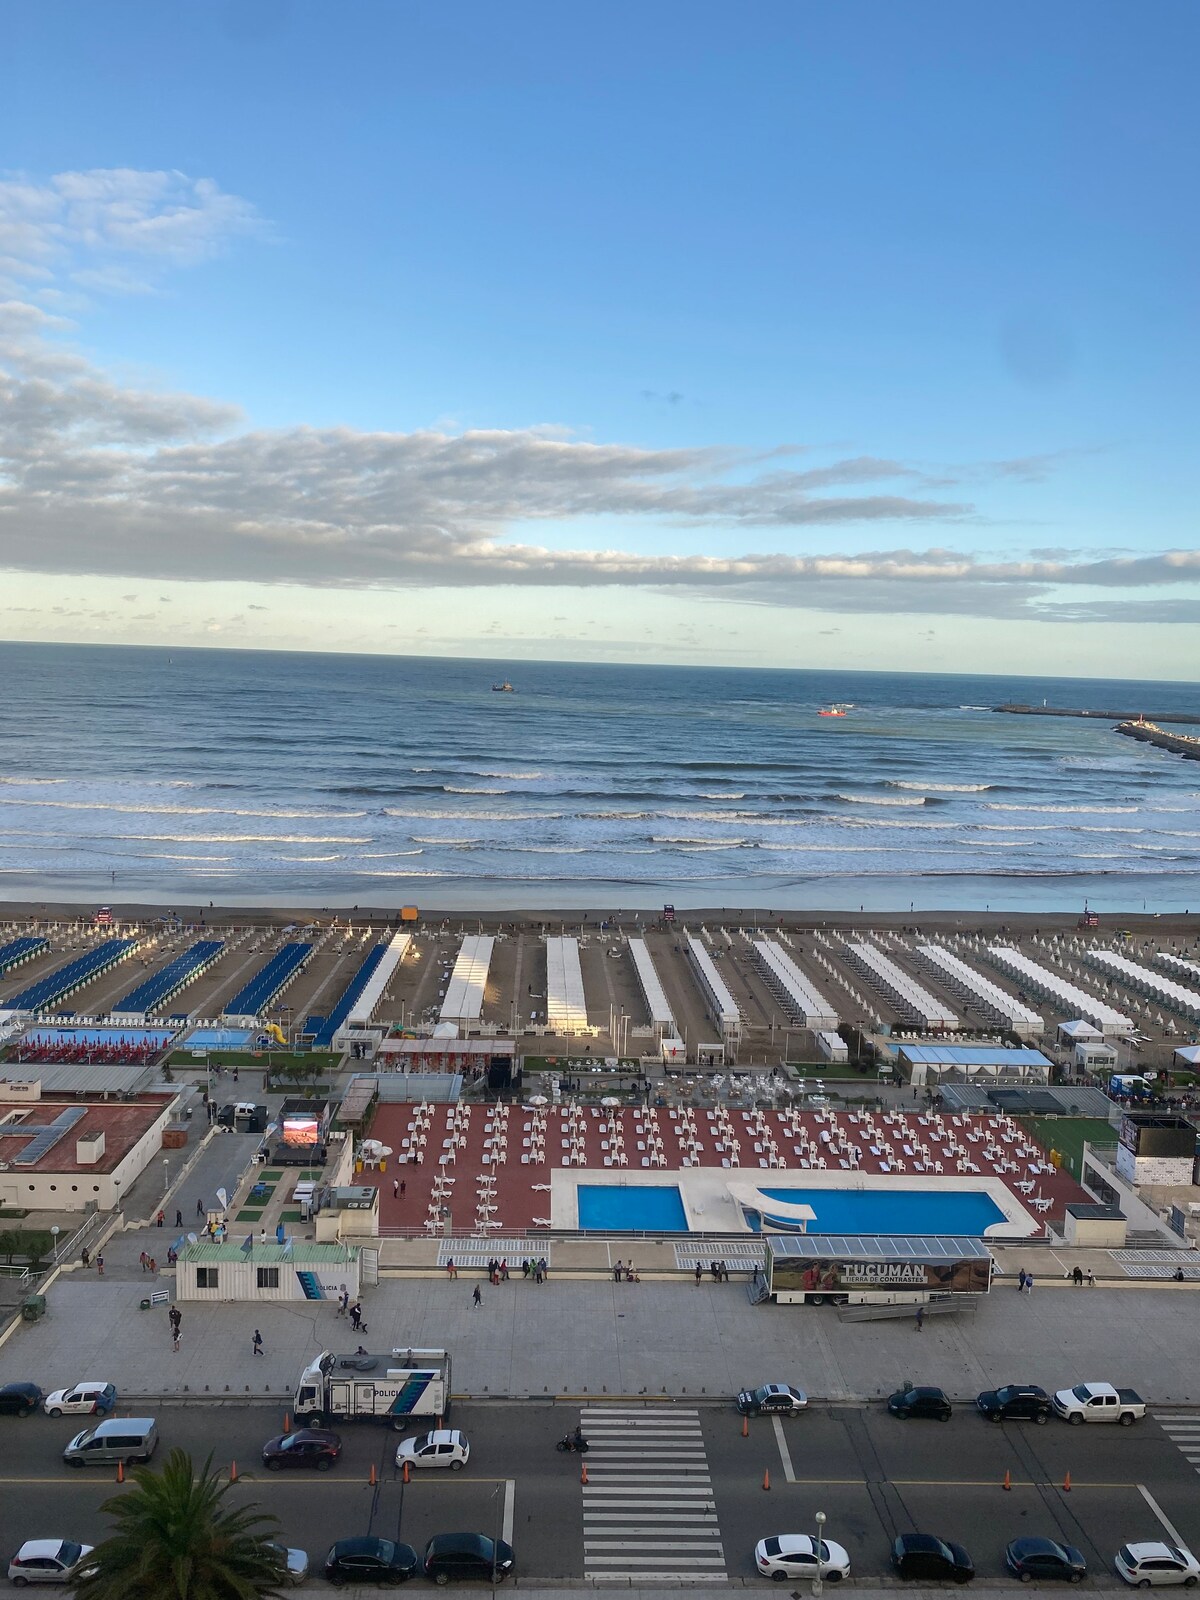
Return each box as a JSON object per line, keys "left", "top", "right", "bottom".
{"left": 2, "top": 1271, "right": 1198, "bottom": 1407}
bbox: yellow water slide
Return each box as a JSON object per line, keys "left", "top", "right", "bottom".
{"left": 262, "top": 1022, "right": 288, "bottom": 1046}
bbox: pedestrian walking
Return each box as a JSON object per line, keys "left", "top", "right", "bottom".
{"left": 156, "top": 1210, "right": 165, "bottom": 1229}
{"left": 538, "top": 1257, "right": 548, "bottom": 1281}
{"left": 1024, "top": 1272, "right": 1034, "bottom": 1295}
{"left": 393, "top": 1178, "right": 399, "bottom": 1199}
{"left": 148, "top": 1257, "right": 157, "bottom": 1273}
{"left": 172, "top": 1326, "right": 181, "bottom": 1353}
{"left": 350, "top": 1302, "right": 362, "bottom": 1331}
{"left": 169, "top": 1305, "right": 181, "bottom": 1330}
{"left": 915, "top": 1305, "right": 925, "bottom": 1332}
{"left": 337, "top": 1288, "right": 349, "bottom": 1317}
{"left": 81, "top": 1247, "right": 90, "bottom": 1269}
{"left": 1087, "top": 1268, "right": 1095, "bottom": 1286}
{"left": 472, "top": 1285, "right": 483, "bottom": 1307}
{"left": 139, "top": 1251, "right": 148, "bottom": 1272}
{"left": 694, "top": 1262, "right": 703, "bottom": 1286}
{"left": 400, "top": 1179, "right": 406, "bottom": 1197}
{"left": 96, "top": 1254, "right": 104, "bottom": 1276}
{"left": 197, "top": 1198, "right": 205, "bottom": 1217}
{"left": 252, "top": 1329, "right": 263, "bottom": 1357}
{"left": 1017, "top": 1267, "right": 1028, "bottom": 1291}
{"left": 175, "top": 1209, "right": 182, "bottom": 1229}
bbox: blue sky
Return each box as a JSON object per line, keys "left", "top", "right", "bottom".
{"left": 1, "top": 1, "right": 1197, "bottom": 675}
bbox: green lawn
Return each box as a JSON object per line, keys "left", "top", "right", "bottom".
{"left": 1018, "top": 1116, "right": 1116, "bottom": 1179}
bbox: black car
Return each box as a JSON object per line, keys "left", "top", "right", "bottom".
{"left": 1006, "top": 1538, "right": 1086, "bottom": 1583}
{"left": 0, "top": 1382, "right": 43, "bottom": 1417}
{"left": 323, "top": 1538, "right": 419, "bottom": 1587}
{"left": 263, "top": 1428, "right": 342, "bottom": 1471}
{"left": 888, "top": 1385, "right": 952, "bottom": 1421}
{"left": 892, "top": 1534, "right": 975, "bottom": 1583}
{"left": 976, "top": 1384, "right": 1052, "bottom": 1424}
{"left": 423, "top": 1533, "right": 516, "bottom": 1585}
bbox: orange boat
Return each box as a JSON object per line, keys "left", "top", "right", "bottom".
{"left": 818, "top": 706, "right": 847, "bottom": 718}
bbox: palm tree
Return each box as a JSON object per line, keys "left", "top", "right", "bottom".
{"left": 74, "top": 1449, "right": 286, "bottom": 1600}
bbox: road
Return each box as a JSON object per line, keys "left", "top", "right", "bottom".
{"left": 3, "top": 1399, "right": 1199, "bottom": 1587}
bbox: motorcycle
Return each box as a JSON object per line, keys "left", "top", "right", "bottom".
{"left": 556, "top": 1433, "right": 590, "bottom": 1453}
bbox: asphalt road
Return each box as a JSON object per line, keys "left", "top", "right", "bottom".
{"left": 2, "top": 1400, "right": 1199, "bottom": 1588}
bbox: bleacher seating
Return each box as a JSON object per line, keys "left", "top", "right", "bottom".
{"left": 222, "top": 942, "right": 312, "bottom": 1020}
{"left": 6, "top": 939, "right": 139, "bottom": 1014}
{"left": 113, "top": 939, "right": 224, "bottom": 1017}
{"left": 311, "top": 944, "right": 387, "bottom": 1048}
{"left": 0, "top": 936, "right": 49, "bottom": 976}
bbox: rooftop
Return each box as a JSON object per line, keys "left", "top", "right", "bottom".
{"left": 180, "top": 1241, "right": 358, "bottom": 1264}
{"left": 0, "top": 1094, "right": 174, "bottom": 1173}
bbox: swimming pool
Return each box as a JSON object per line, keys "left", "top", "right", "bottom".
{"left": 185, "top": 1027, "right": 254, "bottom": 1050}
{"left": 758, "top": 1187, "right": 1005, "bottom": 1236}
{"left": 577, "top": 1185, "right": 689, "bottom": 1232}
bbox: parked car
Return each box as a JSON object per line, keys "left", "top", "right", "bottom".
{"left": 395, "top": 1429, "right": 470, "bottom": 1471}
{"left": 736, "top": 1384, "right": 808, "bottom": 1416}
{"left": 888, "top": 1385, "right": 952, "bottom": 1421}
{"left": 892, "top": 1534, "right": 974, "bottom": 1583}
{"left": 1116, "top": 1543, "right": 1200, "bottom": 1587}
{"left": 755, "top": 1535, "right": 851, "bottom": 1583}
{"left": 262, "top": 1542, "right": 309, "bottom": 1587}
{"left": 1007, "top": 1538, "right": 1087, "bottom": 1583}
{"left": 262, "top": 1428, "right": 342, "bottom": 1471}
{"left": 323, "top": 1537, "right": 419, "bottom": 1586}
{"left": 1053, "top": 1382, "right": 1146, "bottom": 1425}
{"left": 976, "top": 1385, "right": 1052, "bottom": 1424}
{"left": 8, "top": 1539, "right": 95, "bottom": 1586}
{"left": 423, "top": 1533, "right": 516, "bottom": 1585}
{"left": 43, "top": 1382, "right": 116, "bottom": 1418}
{"left": 0, "top": 1383, "right": 43, "bottom": 1417}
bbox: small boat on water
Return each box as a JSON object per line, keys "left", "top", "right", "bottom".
{"left": 492, "top": 681, "right": 515, "bottom": 693}
{"left": 818, "top": 705, "right": 848, "bottom": 718}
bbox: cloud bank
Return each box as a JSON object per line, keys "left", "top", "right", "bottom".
{"left": 0, "top": 168, "right": 1197, "bottom": 623}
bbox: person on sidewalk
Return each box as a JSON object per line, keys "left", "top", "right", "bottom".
{"left": 96, "top": 1254, "right": 104, "bottom": 1276}
{"left": 1017, "top": 1267, "right": 1028, "bottom": 1291}
{"left": 472, "top": 1285, "right": 483, "bottom": 1307}
{"left": 393, "top": 1178, "right": 399, "bottom": 1199}
{"left": 196, "top": 1198, "right": 205, "bottom": 1217}
{"left": 1024, "top": 1272, "right": 1035, "bottom": 1295}
{"left": 915, "top": 1305, "right": 925, "bottom": 1332}
{"left": 252, "top": 1330, "right": 263, "bottom": 1356}
{"left": 156, "top": 1210, "right": 165, "bottom": 1229}
{"left": 694, "top": 1262, "right": 703, "bottom": 1286}
{"left": 175, "top": 1209, "right": 182, "bottom": 1229}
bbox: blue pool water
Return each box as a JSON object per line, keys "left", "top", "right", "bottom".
{"left": 760, "top": 1188, "right": 1005, "bottom": 1236}
{"left": 577, "top": 1185, "right": 689, "bottom": 1232}
{"left": 185, "top": 1027, "right": 255, "bottom": 1049}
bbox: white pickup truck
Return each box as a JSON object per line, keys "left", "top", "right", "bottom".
{"left": 1052, "top": 1381, "right": 1146, "bottom": 1425}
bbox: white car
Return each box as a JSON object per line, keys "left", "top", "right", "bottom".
{"left": 395, "top": 1428, "right": 470, "bottom": 1471}
{"left": 1116, "top": 1543, "right": 1200, "bottom": 1587}
{"left": 263, "top": 1541, "right": 309, "bottom": 1587}
{"left": 8, "top": 1539, "right": 95, "bottom": 1586}
{"left": 755, "top": 1534, "right": 852, "bottom": 1583}
{"left": 43, "top": 1382, "right": 117, "bottom": 1418}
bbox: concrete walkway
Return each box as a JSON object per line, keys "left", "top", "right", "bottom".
{"left": 3, "top": 1271, "right": 1199, "bottom": 1407}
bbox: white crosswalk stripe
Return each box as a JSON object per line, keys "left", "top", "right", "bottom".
{"left": 581, "top": 1406, "right": 726, "bottom": 1582}
{"left": 1155, "top": 1414, "right": 1200, "bottom": 1473}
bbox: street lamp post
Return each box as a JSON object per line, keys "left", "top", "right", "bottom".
{"left": 163, "top": 1158, "right": 170, "bottom": 1201}
{"left": 51, "top": 1225, "right": 60, "bottom": 1264}
{"left": 812, "top": 1510, "right": 827, "bottom": 1597}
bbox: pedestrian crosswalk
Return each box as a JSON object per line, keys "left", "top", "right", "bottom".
{"left": 580, "top": 1405, "right": 726, "bottom": 1583}
{"left": 1155, "top": 1412, "right": 1200, "bottom": 1474}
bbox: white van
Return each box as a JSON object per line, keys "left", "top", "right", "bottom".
{"left": 63, "top": 1417, "right": 158, "bottom": 1468}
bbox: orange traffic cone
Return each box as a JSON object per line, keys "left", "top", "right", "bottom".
{"left": 1003, "top": 1470, "right": 1011, "bottom": 1492}
{"left": 1062, "top": 1471, "right": 1071, "bottom": 1492}
{"left": 230, "top": 1460, "right": 238, "bottom": 1483}
{"left": 742, "top": 1415, "right": 749, "bottom": 1438}
{"left": 581, "top": 1462, "right": 589, "bottom": 1485}
{"left": 369, "top": 1462, "right": 378, "bottom": 1486}
{"left": 283, "top": 1412, "right": 292, "bottom": 1433}
{"left": 762, "top": 1469, "right": 771, "bottom": 1491}
{"left": 403, "top": 1460, "right": 410, "bottom": 1484}
{"left": 116, "top": 1460, "right": 124, "bottom": 1483}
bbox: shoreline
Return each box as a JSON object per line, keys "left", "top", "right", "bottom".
{"left": 3, "top": 894, "right": 1197, "bottom": 940}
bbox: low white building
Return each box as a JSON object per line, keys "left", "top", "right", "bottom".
{"left": 175, "top": 1240, "right": 366, "bottom": 1303}
{"left": 1075, "top": 1041, "right": 1119, "bottom": 1073}
{"left": 816, "top": 1030, "right": 849, "bottom": 1064}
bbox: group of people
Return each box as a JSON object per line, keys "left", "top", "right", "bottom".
{"left": 335, "top": 1289, "right": 368, "bottom": 1330}
{"left": 611, "top": 1259, "right": 640, "bottom": 1282}
{"left": 168, "top": 1304, "right": 182, "bottom": 1351}
{"left": 694, "top": 1260, "right": 731, "bottom": 1284}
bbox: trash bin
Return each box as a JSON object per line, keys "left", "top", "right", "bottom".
{"left": 21, "top": 1294, "right": 46, "bottom": 1322}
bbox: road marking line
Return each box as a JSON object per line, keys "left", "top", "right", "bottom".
{"left": 584, "top": 1486, "right": 716, "bottom": 1496}
{"left": 585, "top": 1541, "right": 724, "bottom": 1551}
{"left": 1138, "top": 1485, "right": 1187, "bottom": 1548}
{"left": 502, "top": 1478, "right": 514, "bottom": 1546}
{"left": 772, "top": 1414, "right": 796, "bottom": 1482}
{"left": 585, "top": 1554, "right": 727, "bottom": 1564}
{"left": 586, "top": 1574, "right": 726, "bottom": 1583}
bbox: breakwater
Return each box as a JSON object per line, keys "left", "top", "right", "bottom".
{"left": 1117, "top": 720, "right": 1200, "bottom": 761}
{"left": 996, "top": 703, "right": 1200, "bottom": 724}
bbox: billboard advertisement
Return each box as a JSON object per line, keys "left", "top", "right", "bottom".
{"left": 771, "top": 1254, "right": 990, "bottom": 1297}
{"left": 281, "top": 1113, "right": 320, "bottom": 1148}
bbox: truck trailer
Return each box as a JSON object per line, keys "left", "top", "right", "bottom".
{"left": 765, "top": 1233, "right": 993, "bottom": 1307}
{"left": 295, "top": 1348, "right": 452, "bottom": 1429}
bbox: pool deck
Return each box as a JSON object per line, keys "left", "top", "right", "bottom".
{"left": 371, "top": 1100, "right": 1083, "bottom": 1237}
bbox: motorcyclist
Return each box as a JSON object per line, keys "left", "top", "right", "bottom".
{"left": 572, "top": 1423, "right": 586, "bottom": 1451}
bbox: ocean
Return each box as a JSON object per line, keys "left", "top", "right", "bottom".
{"left": 0, "top": 642, "right": 1196, "bottom": 913}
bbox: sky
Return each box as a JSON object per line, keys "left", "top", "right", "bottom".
{"left": 1, "top": 2, "right": 1198, "bottom": 677}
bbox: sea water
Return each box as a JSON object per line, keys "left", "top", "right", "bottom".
{"left": 0, "top": 642, "right": 1196, "bottom": 911}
